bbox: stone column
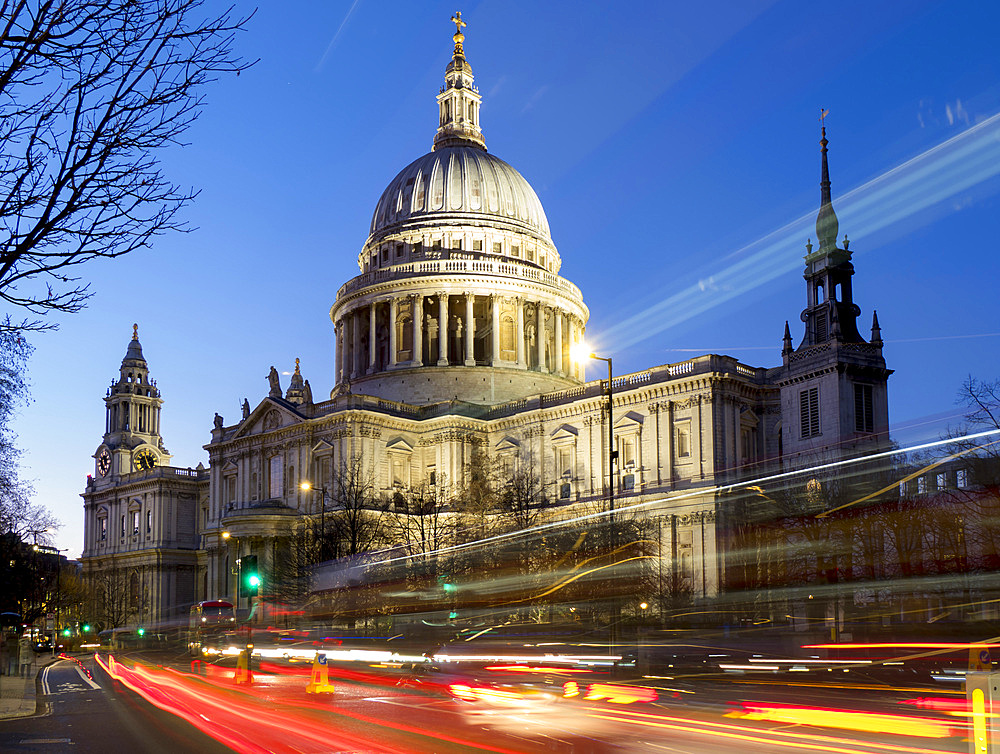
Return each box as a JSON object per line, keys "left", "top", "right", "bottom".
{"left": 464, "top": 292, "right": 475, "bottom": 366}
{"left": 554, "top": 309, "right": 563, "bottom": 375}
{"left": 413, "top": 294, "right": 423, "bottom": 366}
{"left": 491, "top": 294, "right": 501, "bottom": 364}
{"left": 437, "top": 291, "right": 449, "bottom": 366}
{"left": 367, "top": 303, "right": 377, "bottom": 373}
{"left": 537, "top": 303, "right": 546, "bottom": 373}
{"left": 388, "top": 297, "right": 398, "bottom": 367}
{"left": 515, "top": 297, "right": 525, "bottom": 368}
{"left": 351, "top": 308, "right": 361, "bottom": 379}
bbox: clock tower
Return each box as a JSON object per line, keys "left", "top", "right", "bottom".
{"left": 94, "top": 324, "right": 172, "bottom": 478}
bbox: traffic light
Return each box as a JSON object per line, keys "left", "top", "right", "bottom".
{"left": 137, "top": 627, "right": 145, "bottom": 637}
{"left": 82, "top": 624, "right": 91, "bottom": 633}
{"left": 241, "top": 554, "right": 261, "bottom": 595}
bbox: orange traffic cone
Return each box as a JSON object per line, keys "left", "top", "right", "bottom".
{"left": 234, "top": 647, "right": 253, "bottom": 685}
{"left": 305, "top": 651, "right": 335, "bottom": 693}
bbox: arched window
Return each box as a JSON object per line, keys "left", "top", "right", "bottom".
{"left": 500, "top": 315, "right": 515, "bottom": 353}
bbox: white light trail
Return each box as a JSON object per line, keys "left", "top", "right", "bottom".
{"left": 596, "top": 110, "right": 1000, "bottom": 351}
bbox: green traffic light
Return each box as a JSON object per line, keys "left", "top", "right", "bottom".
{"left": 82, "top": 624, "right": 91, "bottom": 632}
{"left": 137, "top": 627, "right": 145, "bottom": 636}
{"left": 62, "top": 628, "right": 71, "bottom": 637}
{"left": 248, "top": 574, "right": 261, "bottom": 588}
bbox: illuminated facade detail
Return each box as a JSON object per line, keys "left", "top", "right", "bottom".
{"left": 81, "top": 329, "right": 205, "bottom": 627}
{"left": 82, "top": 19, "right": 893, "bottom": 625}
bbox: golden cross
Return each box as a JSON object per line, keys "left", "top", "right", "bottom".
{"left": 132, "top": 323, "right": 138, "bottom": 340}
{"left": 452, "top": 11, "right": 466, "bottom": 34}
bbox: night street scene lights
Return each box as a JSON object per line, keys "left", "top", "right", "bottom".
{"left": 300, "top": 480, "right": 329, "bottom": 561}
{"left": 570, "top": 342, "right": 617, "bottom": 514}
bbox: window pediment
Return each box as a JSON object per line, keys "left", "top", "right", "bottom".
{"left": 386, "top": 436, "right": 415, "bottom": 454}
{"left": 614, "top": 411, "right": 644, "bottom": 431}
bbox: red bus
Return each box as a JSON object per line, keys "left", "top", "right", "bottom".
{"left": 187, "top": 600, "right": 236, "bottom": 656}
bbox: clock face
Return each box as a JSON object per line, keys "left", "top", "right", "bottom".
{"left": 97, "top": 449, "right": 111, "bottom": 477}
{"left": 133, "top": 449, "right": 157, "bottom": 471}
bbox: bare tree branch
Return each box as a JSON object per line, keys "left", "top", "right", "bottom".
{"left": 0, "top": 0, "right": 254, "bottom": 328}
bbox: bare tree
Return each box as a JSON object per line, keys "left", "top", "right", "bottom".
{"left": 0, "top": 0, "right": 253, "bottom": 333}
{"left": 324, "top": 454, "right": 387, "bottom": 559}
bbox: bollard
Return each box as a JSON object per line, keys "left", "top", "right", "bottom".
{"left": 234, "top": 647, "right": 253, "bottom": 685}
{"left": 305, "top": 651, "right": 336, "bottom": 694}
{"left": 966, "top": 671, "right": 1000, "bottom": 753}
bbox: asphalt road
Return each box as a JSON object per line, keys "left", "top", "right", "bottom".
{"left": 0, "top": 652, "right": 975, "bottom": 753}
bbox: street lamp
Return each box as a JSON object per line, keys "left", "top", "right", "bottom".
{"left": 299, "top": 481, "right": 328, "bottom": 561}
{"left": 221, "top": 531, "right": 240, "bottom": 609}
{"left": 571, "top": 343, "right": 617, "bottom": 514}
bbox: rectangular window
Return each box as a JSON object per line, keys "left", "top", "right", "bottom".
{"left": 675, "top": 422, "right": 691, "bottom": 458}
{"left": 936, "top": 472, "right": 947, "bottom": 490}
{"left": 957, "top": 469, "right": 968, "bottom": 488}
{"left": 556, "top": 446, "right": 572, "bottom": 477}
{"left": 396, "top": 243, "right": 404, "bottom": 257}
{"left": 146, "top": 510, "right": 152, "bottom": 534}
{"left": 432, "top": 239, "right": 441, "bottom": 251}
{"left": 413, "top": 241, "right": 422, "bottom": 255}
{"left": 619, "top": 436, "right": 636, "bottom": 468}
{"left": 132, "top": 511, "right": 139, "bottom": 535}
{"left": 473, "top": 239, "right": 483, "bottom": 251}
{"left": 269, "top": 456, "right": 283, "bottom": 499}
{"left": 854, "top": 384, "right": 874, "bottom": 433}
{"left": 120, "top": 515, "right": 126, "bottom": 538}
{"left": 493, "top": 242, "right": 502, "bottom": 254}
{"left": 917, "top": 476, "right": 927, "bottom": 494}
{"left": 452, "top": 239, "right": 462, "bottom": 249}
{"left": 800, "top": 387, "right": 820, "bottom": 438}
{"left": 815, "top": 312, "right": 828, "bottom": 342}
{"left": 100, "top": 518, "right": 107, "bottom": 541}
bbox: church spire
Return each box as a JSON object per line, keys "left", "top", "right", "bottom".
{"left": 815, "top": 115, "right": 840, "bottom": 253}
{"left": 433, "top": 11, "right": 487, "bottom": 151}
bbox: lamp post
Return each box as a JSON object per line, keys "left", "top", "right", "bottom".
{"left": 300, "top": 481, "right": 328, "bottom": 562}
{"left": 572, "top": 343, "right": 620, "bottom": 661}
{"left": 221, "top": 531, "right": 240, "bottom": 610}
{"left": 571, "top": 345, "right": 617, "bottom": 513}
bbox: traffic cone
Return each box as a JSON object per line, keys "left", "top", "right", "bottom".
{"left": 305, "top": 651, "right": 335, "bottom": 693}
{"left": 234, "top": 647, "right": 253, "bottom": 685}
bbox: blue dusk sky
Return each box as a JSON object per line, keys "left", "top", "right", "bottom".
{"left": 10, "top": 0, "right": 1000, "bottom": 558}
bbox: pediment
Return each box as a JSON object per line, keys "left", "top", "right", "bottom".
{"left": 386, "top": 436, "right": 414, "bottom": 454}
{"left": 740, "top": 408, "right": 760, "bottom": 428}
{"left": 311, "top": 438, "right": 335, "bottom": 454}
{"left": 230, "top": 398, "right": 304, "bottom": 439}
{"left": 614, "top": 411, "right": 644, "bottom": 430}
{"left": 551, "top": 424, "right": 579, "bottom": 442}
{"left": 495, "top": 436, "right": 521, "bottom": 452}
{"left": 222, "top": 460, "right": 239, "bottom": 473}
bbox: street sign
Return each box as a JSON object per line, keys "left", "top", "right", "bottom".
{"left": 45, "top": 613, "right": 55, "bottom": 631}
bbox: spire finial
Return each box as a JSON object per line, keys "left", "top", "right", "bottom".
{"left": 451, "top": 11, "right": 466, "bottom": 56}
{"left": 782, "top": 320, "right": 793, "bottom": 356}
{"left": 294, "top": 357, "right": 301, "bottom": 376}
{"left": 815, "top": 109, "right": 840, "bottom": 252}
{"left": 132, "top": 323, "right": 139, "bottom": 341}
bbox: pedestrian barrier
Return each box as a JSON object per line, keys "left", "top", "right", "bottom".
{"left": 305, "top": 652, "right": 335, "bottom": 693}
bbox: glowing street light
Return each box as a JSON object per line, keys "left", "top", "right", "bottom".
{"left": 571, "top": 342, "right": 617, "bottom": 515}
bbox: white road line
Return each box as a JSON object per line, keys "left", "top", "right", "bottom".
{"left": 40, "top": 665, "right": 52, "bottom": 695}
{"left": 73, "top": 663, "right": 101, "bottom": 690}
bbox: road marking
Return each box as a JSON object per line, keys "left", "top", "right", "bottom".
{"left": 73, "top": 663, "right": 101, "bottom": 690}
{"left": 40, "top": 665, "right": 53, "bottom": 695}
{"left": 19, "top": 739, "right": 73, "bottom": 744}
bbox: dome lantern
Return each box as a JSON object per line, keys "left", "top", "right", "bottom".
{"left": 433, "top": 12, "right": 486, "bottom": 152}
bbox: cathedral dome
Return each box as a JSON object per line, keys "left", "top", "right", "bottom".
{"left": 368, "top": 146, "right": 552, "bottom": 247}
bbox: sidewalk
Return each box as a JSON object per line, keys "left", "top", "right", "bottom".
{"left": 0, "top": 654, "right": 55, "bottom": 719}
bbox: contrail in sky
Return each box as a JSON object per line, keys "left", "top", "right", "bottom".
{"left": 315, "top": 0, "right": 361, "bottom": 72}
{"left": 592, "top": 111, "right": 1000, "bottom": 354}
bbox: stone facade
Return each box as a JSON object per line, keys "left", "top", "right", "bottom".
{"left": 80, "top": 20, "right": 891, "bottom": 627}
